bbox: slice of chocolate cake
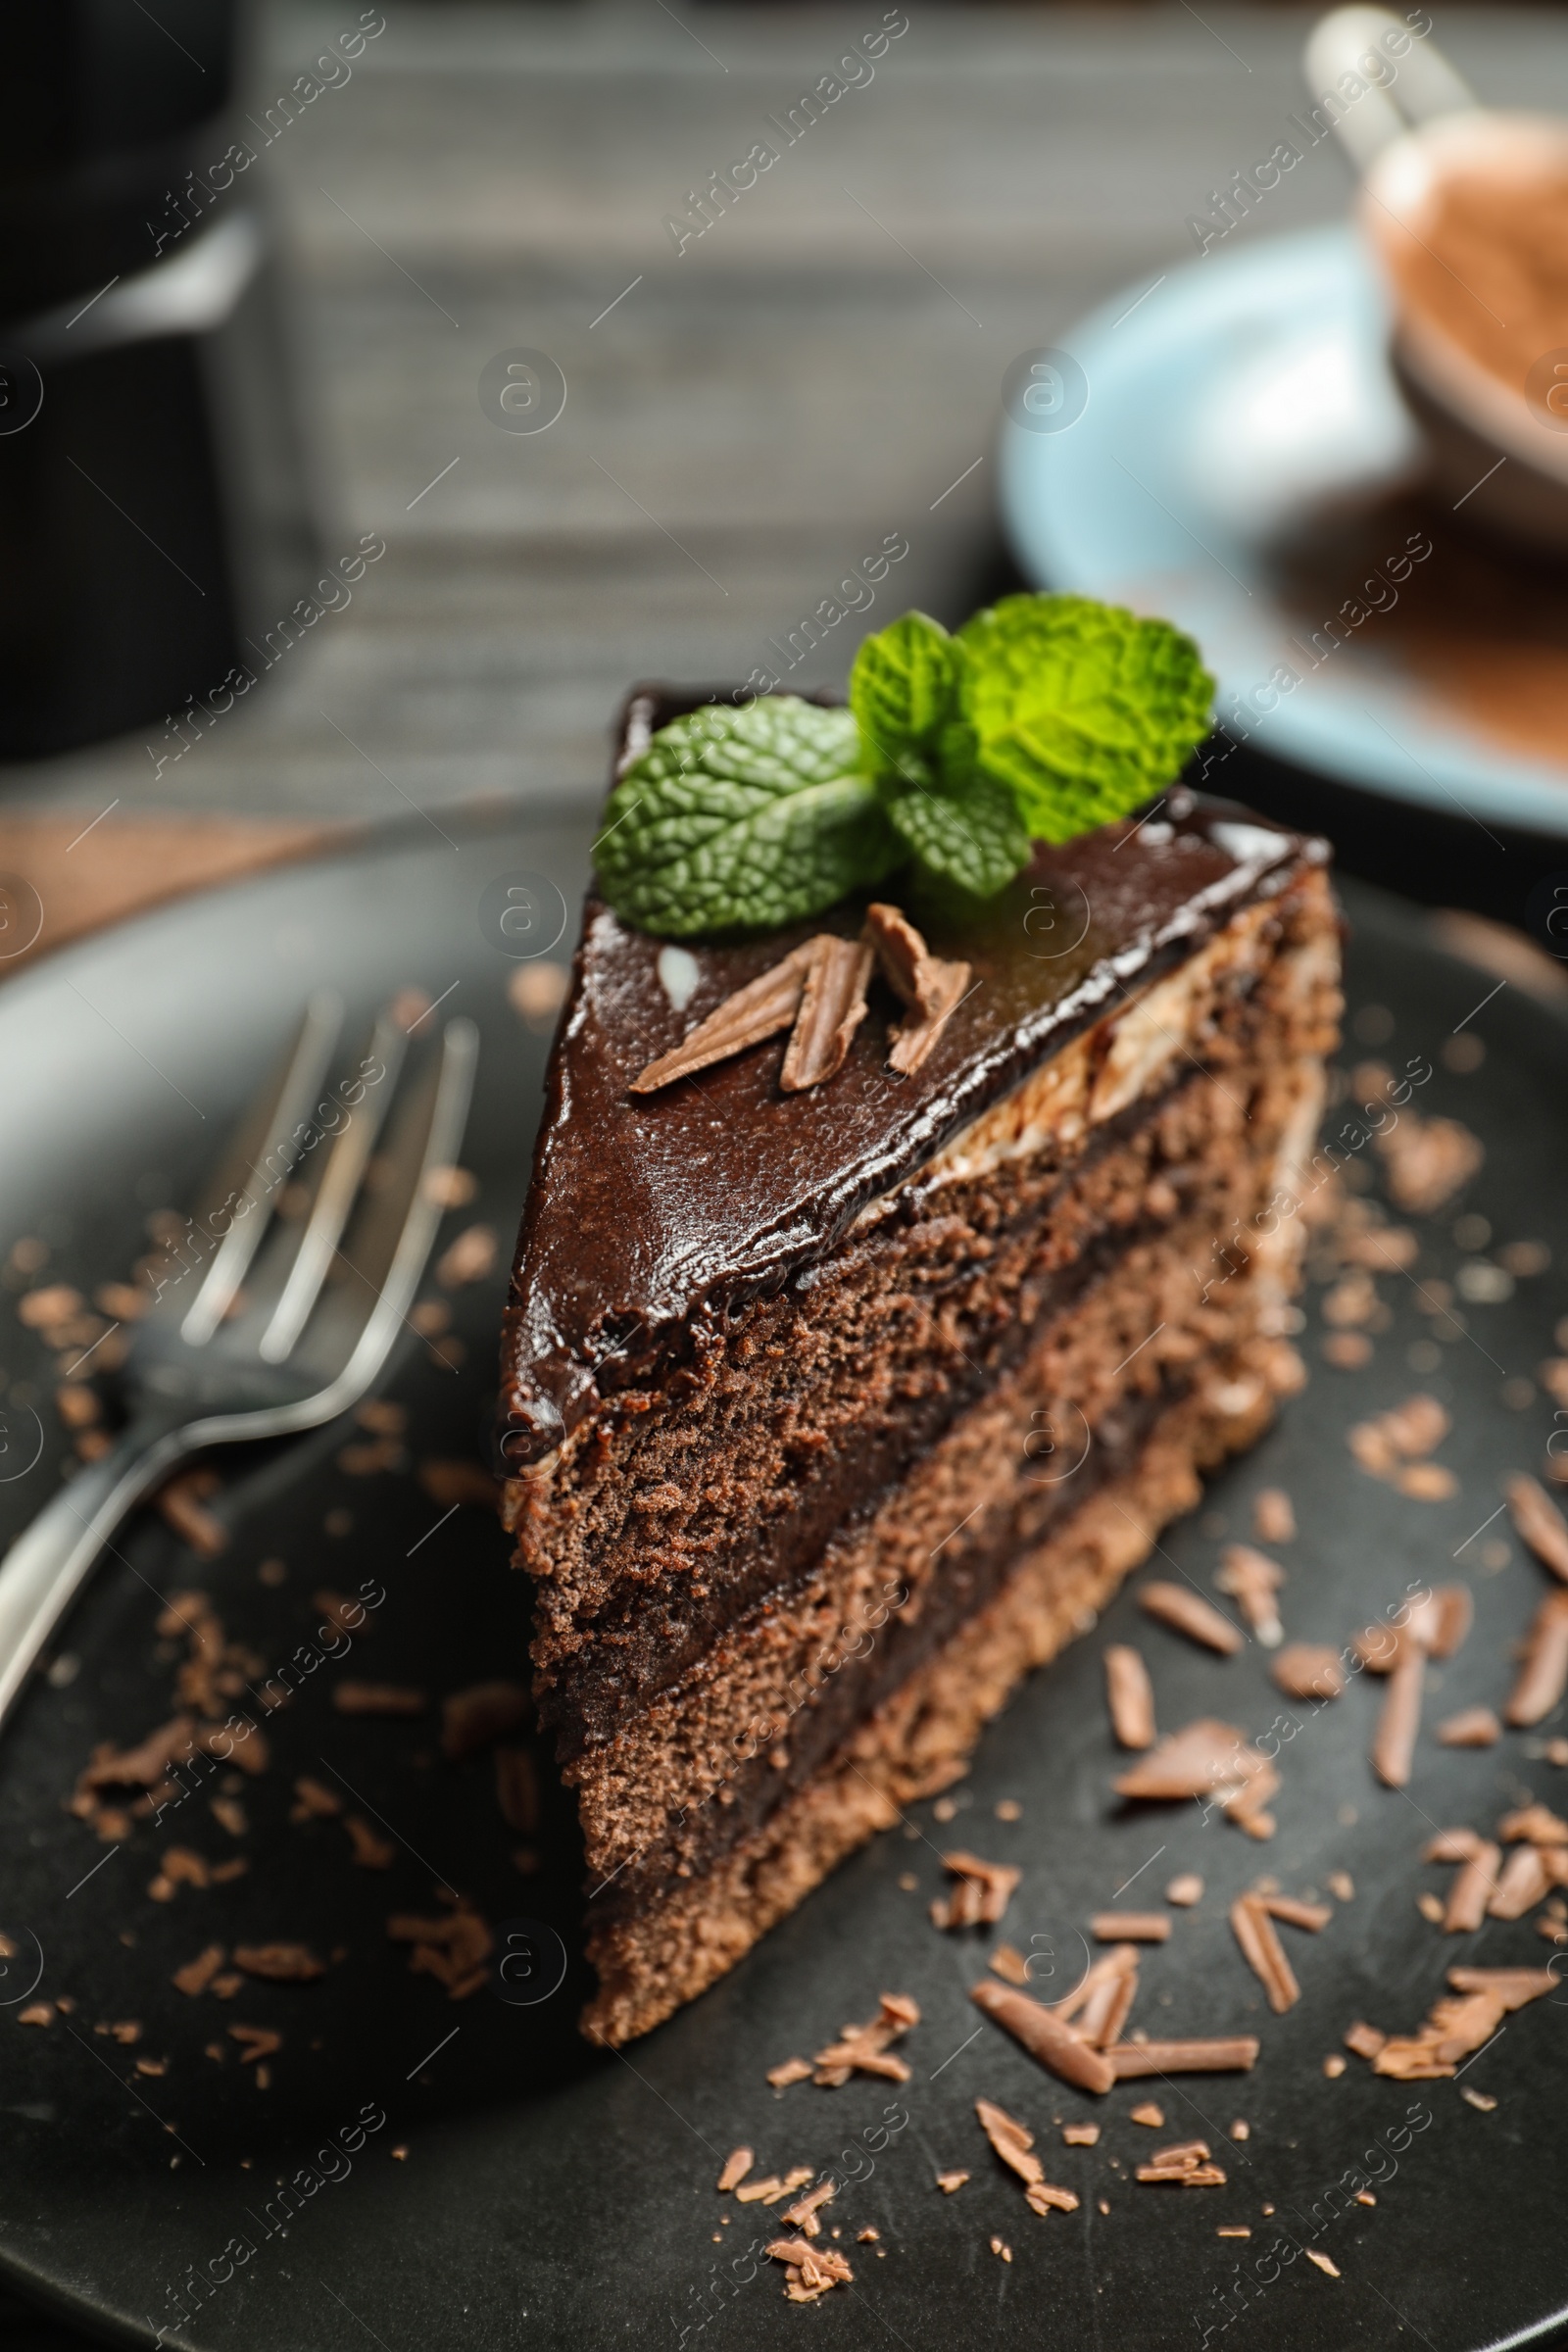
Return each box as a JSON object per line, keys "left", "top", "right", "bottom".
{"left": 499, "top": 638, "right": 1339, "bottom": 2047}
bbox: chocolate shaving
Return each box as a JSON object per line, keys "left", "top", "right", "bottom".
{"left": 810, "top": 1991, "right": 918, "bottom": 2086}
{"left": 1506, "top": 1590, "right": 1568, "bottom": 1725}
{"left": 1090, "top": 1913, "right": 1168, "bottom": 1943}
{"left": 1077, "top": 1955, "right": 1140, "bottom": 2050}
{"left": 766, "top": 2056, "right": 811, "bottom": 2089}
{"left": 1113, "top": 1718, "right": 1266, "bottom": 1802}
{"left": 765, "top": 2238, "right": 853, "bottom": 2302}
{"left": 1438, "top": 1705, "right": 1500, "bottom": 1747}
{"left": 1104, "top": 1644, "right": 1155, "bottom": 1749}
{"left": 1252, "top": 1488, "right": 1296, "bottom": 1544}
{"left": 344, "top": 1815, "right": 396, "bottom": 1869}
{"left": 634, "top": 940, "right": 816, "bottom": 1094}
{"left": 332, "top": 1683, "right": 426, "bottom": 1717}
{"left": 974, "top": 2098, "right": 1076, "bottom": 2212}
{"left": 936, "top": 2169, "right": 969, "bottom": 2192}
{"left": 1371, "top": 1651, "right": 1425, "bottom": 1788}
{"left": 1424, "top": 1827, "right": 1485, "bottom": 1863}
{"left": 1136, "top": 2138, "right": 1224, "bottom": 2186}
{"left": 1137, "top": 1582, "right": 1244, "bottom": 1656}
{"left": 387, "top": 1905, "right": 494, "bottom": 1999}
{"left": 931, "top": 1851, "right": 1020, "bottom": 1931}
{"left": 1488, "top": 1845, "right": 1550, "bottom": 1920}
{"left": 1105, "top": 2038, "right": 1258, "bottom": 2078}
{"left": 969, "top": 1981, "right": 1114, "bottom": 2094}
{"left": 1271, "top": 1644, "right": 1344, "bottom": 1700}
{"left": 1230, "top": 1895, "right": 1299, "bottom": 2014}
{"left": 229, "top": 2024, "right": 281, "bottom": 2065}
{"left": 734, "top": 2176, "right": 786, "bottom": 2204}
{"left": 717, "top": 2146, "right": 753, "bottom": 2192}
{"left": 440, "top": 1681, "right": 529, "bottom": 1760}
{"left": 1498, "top": 1803, "right": 1568, "bottom": 1844}
{"left": 1214, "top": 1546, "right": 1286, "bottom": 1647}
{"left": 233, "top": 1942, "right": 323, "bottom": 1983}
{"left": 780, "top": 936, "right": 874, "bottom": 1093}
{"left": 780, "top": 2179, "right": 836, "bottom": 2237}
{"left": 1445, "top": 1843, "right": 1500, "bottom": 1933}
{"left": 1344, "top": 2021, "right": 1386, "bottom": 2060}
{"left": 172, "top": 1944, "right": 225, "bottom": 1997}
{"left": 863, "top": 902, "right": 972, "bottom": 1077}
{"left": 990, "top": 1944, "right": 1032, "bottom": 1987}
{"left": 1258, "top": 1893, "right": 1332, "bottom": 1932}
{"left": 1505, "top": 1472, "right": 1568, "bottom": 1582}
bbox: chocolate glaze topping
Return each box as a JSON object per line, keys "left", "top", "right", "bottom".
{"left": 499, "top": 689, "right": 1324, "bottom": 1464}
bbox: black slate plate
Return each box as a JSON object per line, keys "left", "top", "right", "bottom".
{"left": 0, "top": 820, "right": 1565, "bottom": 2352}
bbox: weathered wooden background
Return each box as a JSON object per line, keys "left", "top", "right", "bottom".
{"left": 5, "top": 4, "right": 1561, "bottom": 839}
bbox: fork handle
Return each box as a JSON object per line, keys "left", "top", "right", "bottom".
{"left": 0, "top": 1421, "right": 191, "bottom": 1731}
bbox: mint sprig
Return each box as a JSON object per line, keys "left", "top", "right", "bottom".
{"left": 594, "top": 594, "right": 1213, "bottom": 937}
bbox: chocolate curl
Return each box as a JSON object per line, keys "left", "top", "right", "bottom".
{"left": 1103, "top": 1644, "right": 1155, "bottom": 1748}
{"left": 780, "top": 936, "right": 874, "bottom": 1093}
{"left": 1506, "top": 1590, "right": 1568, "bottom": 1726}
{"left": 1505, "top": 1472, "right": 1568, "bottom": 1583}
{"left": 1105, "top": 2038, "right": 1258, "bottom": 2078}
{"left": 969, "top": 1980, "right": 1115, "bottom": 2095}
{"left": 633, "top": 941, "right": 816, "bottom": 1092}
{"left": 862, "top": 901, "right": 971, "bottom": 1077}
{"left": 1137, "top": 1582, "right": 1244, "bottom": 1656}
{"left": 1229, "top": 1894, "right": 1299, "bottom": 2014}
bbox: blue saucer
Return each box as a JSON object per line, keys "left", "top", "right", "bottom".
{"left": 999, "top": 224, "right": 1568, "bottom": 838}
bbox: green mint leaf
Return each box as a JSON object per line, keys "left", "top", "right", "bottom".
{"left": 882, "top": 766, "right": 1032, "bottom": 901}
{"left": 594, "top": 696, "right": 897, "bottom": 937}
{"left": 849, "top": 611, "right": 959, "bottom": 775}
{"left": 956, "top": 593, "right": 1213, "bottom": 842}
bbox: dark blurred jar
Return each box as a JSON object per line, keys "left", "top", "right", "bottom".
{"left": 0, "top": 0, "right": 318, "bottom": 761}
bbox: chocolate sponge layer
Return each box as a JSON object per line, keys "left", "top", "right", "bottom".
{"left": 502, "top": 849, "right": 1340, "bottom": 2044}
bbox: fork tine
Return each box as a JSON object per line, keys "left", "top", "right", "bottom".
{"left": 178, "top": 991, "right": 344, "bottom": 1348}
{"left": 256, "top": 1009, "right": 409, "bottom": 1364}
{"left": 320, "top": 1016, "right": 478, "bottom": 1398}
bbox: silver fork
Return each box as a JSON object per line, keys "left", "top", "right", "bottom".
{"left": 0, "top": 997, "right": 478, "bottom": 1728}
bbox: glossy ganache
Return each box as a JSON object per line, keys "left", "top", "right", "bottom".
{"left": 499, "top": 688, "right": 1324, "bottom": 1467}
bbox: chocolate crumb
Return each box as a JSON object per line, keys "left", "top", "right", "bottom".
{"left": 1165, "top": 1874, "right": 1203, "bottom": 1907}
{"left": 990, "top": 2239, "right": 1011, "bottom": 2263}
{"left": 1061, "top": 2124, "right": 1101, "bottom": 2147}
{"left": 1271, "top": 1644, "right": 1345, "bottom": 1701}
{"left": 1229, "top": 2120, "right": 1250, "bottom": 2141}
{"left": 1344, "top": 2022, "right": 1387, "bottom": 2061}
{"left": 990, "top": 1944, "right": 1031, "bottom": 1987}
{"left": 766, "top": 2057, "right": 811, "bottom": 2090}
{"left": 1304, "top": 2249, "right": 1341, "bottom": 2278}
{"left": 1322, "top": 2054, "right": 1347, "bottom": 2078}
{"left": 1128, "top": 2102, "right": 1164, "bottom": 2129}
{"left": 1460, "top": 2087, "right": 1498, "bottom": 2112}
{"left": 936, "top": 2170, "right": 968, "bottom": 2194}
